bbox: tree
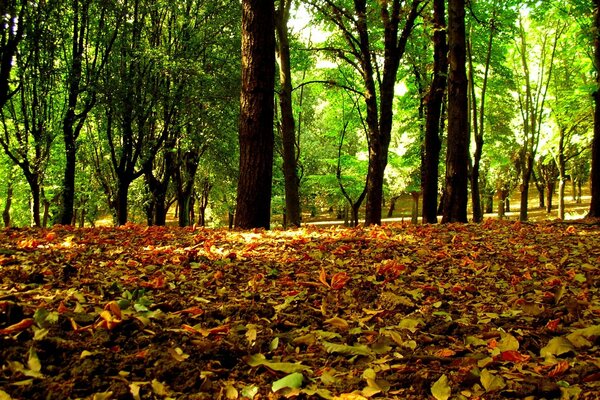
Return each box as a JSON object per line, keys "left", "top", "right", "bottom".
{"left": 590, "top": 0, "right": 600, "bottom": 217}
{"left": 513, "top": 13, "right": 563, "bottom": 221}
{"left": 441, "top": 0, "right": 469, "bottom": 223}
{"left": 275, "top": 0, "right": 302, "bottom": 227}
{"left": 58, "top": 0, "right": 117, "bottom": 225}
{"left": 0, "top": 0, "right": 25, "bottom": 109}
{"left": 422, "top": 0, "right": 448, "bottom": 223}
{"left": 0, "top": 1, "right": 61, "bottom": 227}
{"left": 235, "top": 0, "right": 276, "bottom": 229}
{"left": 313, "top": 0, "right": 426, "bottom": 225}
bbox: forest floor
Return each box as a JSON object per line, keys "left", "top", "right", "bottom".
{"left": 0, "top": 220, "right": 599, "bottom": 399}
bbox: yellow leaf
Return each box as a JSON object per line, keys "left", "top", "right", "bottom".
{"left": 151, "top": 379, "right": 169, "bottom": 396}
{"left": 225, "top": 383, "right": 238, "bottom": 399}
{"left": 480, "top": 369, "right": 506, "bottom": 392}
{"left": 0, "top": 389, "right": 13, "bottom": 400}
{"left": 27, "top": 347, "right": 41, "bottom": 373}
{"left": 325, "top": 316, "right": 350, "bottom": 330}
{"left": 431, "top": 374, "right": 451, "bottom": 400}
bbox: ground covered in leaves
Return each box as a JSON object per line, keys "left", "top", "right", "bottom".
{"left": 0, "top": 221, "right": 599, "bottom": 400}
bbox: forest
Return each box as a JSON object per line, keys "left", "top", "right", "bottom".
{"left": 1, "top": 0, "right": 598, "bottom": 229}
{"left": 1, "top": 2, "right": 599, "bottom": 399}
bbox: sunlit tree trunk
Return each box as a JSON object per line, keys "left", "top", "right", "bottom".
{"left": 442, "top": 0, "right": 469, "bottom": 223}
{"left": 235, "top": 0, "right": 275, "bottom": 229}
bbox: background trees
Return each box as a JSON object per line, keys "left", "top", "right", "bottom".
{"left": 0, "top": 0, "right": 596, "bottom": 227}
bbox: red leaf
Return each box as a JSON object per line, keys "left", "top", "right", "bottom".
{"left": 330, "top": 272, "right": 349, "bottom": 290}
{"left": 498, "top": 350, "right": 531, "bottom": 363}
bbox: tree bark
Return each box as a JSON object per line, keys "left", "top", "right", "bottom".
{"left": 0, "top": 0, "right": 25, "bottom": 109}
{"left": 275, "top": 0, "right": 301, "bottom": 228}
{"left": 442, "top": 0, "right": 469, "bottom": 223}
{"left": 235, "top": 0, "right": 276, "bottom": 229}
{"left": 422, "top": 0, "right": 447, "bottom": 224}
{"left": 590, "top": 0, "right": 600, "bottom": 217}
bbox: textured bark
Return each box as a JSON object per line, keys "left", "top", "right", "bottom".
{"left": 422, "top": 0, "right": 447, "bottom": 224}
{"left": 0, "top": 1, "right": 25, "bottom": 109}
{"left": 275, "top": 0, "right": 301, "bottom": 228}
{"left": 590, "top": 0, "right": 600, "bottom": 217}
{"left": 442, "top": 0, "right": 469, "bottom": 223}
{"left": 235, "top": 0, "right": 275, "bottom": 229}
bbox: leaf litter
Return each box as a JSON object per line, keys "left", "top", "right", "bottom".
{"left": 0, "top": 220, "right": 598, "bottom": 399}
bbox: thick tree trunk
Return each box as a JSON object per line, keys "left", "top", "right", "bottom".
{"left": 235, "top": 0, "right": 275, "bottom": 229}
{"left": 276, "top": 0, "right": 301, "bottom": 228}
{"left": 0, "top": 1, "right": 24, "bottom": 109}
{"left": 115, "top": 180, "right": 130, "bottom": 226}
{"left": 590, "top": 0, "right": 600, "bottom": 217}
{"left": 422, "top": 0, "right": 447, "bottom": 224}
{"left": 442, "top": 0, "right": 469, "bottom": 223}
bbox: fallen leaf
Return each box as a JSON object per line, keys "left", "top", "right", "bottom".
{"left": 431, "top": 374, "right": 451, "bottom": 400}
{"left": 272, "top": 372, "right": 303, "bottom": 392}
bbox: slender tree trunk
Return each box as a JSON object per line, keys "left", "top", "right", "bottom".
{"left": 275, "top": 0, "right": 301, "bottom": 228}
{"left": 590, "top": 0, "right": 600, "bottom": 217}
{"left": 442, "top": 0, "right": 469, "bottom": 223}
{"left": 422, "top": 0, "right": 447, "bottom": 224}
{"left": 519, "top": 156, "right": 533, "bottom": 221}
{"left": 411, "top": 191, "right": 420, "bottom": 225}
{"left": 235, "top": 0, "right": 275, "bottom": 229}
{"left": 3, "top": 179, "right": 12, "bottom": 227}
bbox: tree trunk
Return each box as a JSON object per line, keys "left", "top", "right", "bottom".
{"left": 387, "top": 195, "right": 400, "bottom": 218}
{"left": 275, "top": 0, "right": 301, "bottom": 228}
{"left": 115, "top": 179, "right": 130, "bottom": 226}
{"left": 0, "top": 1, "right": 24, "bottom": 109}
{"left": 411, "top": 191, "right": 420, "bottom": 225}
{"left": 546, "top": 182, "right": 554, "bottom": 213}
{"left": 590, "top": 0, "right": 600, "bottom": 217}
{"left": 235, "top": 0, "right": 275, "bottom": 229}
{"left": 558, "top": 178, "right": 566, "bottom": 219}
{"left": 422, "top": 0, "right": 447, "bottom": 224}
{"left": 467, "top": 18, "right": 494, "bottom": 223}
{"left": 442, "top": 0, "right": 469, "bottom": 223}
{"left": 519, "top": 157, "right": 533, "bottom": 221}
{"left": 2, "top": 180, "right": 12, "bottom": 227}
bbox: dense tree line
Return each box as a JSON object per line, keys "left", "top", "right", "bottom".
{"left": 0, "top": 0, "right": 598, "bottom": 228}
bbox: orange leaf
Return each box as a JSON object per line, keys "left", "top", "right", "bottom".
{"left": 435, "top": 348, "right": 456, "bottom": 357}
{"left": 0, "top": 318, "right": 34, "bottom": 334}
{"left": 319, "top": 267, "right": 330, "bottom": 288}
{"left": 548, "top": 361, "right": 570, "bottom": 377}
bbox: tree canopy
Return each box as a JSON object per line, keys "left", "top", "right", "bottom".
{"left": 0, "top": 0, "right": 597, "bottom": 227}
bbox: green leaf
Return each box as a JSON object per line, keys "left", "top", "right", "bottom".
{"left": 246, "top": 353, "right": 311, "bottom": 373}
{"left": 241, "top": 385, "right": 259, "bottom": 399}
{"left": 431, "top": 374, "right": 451, "bottom": 400}
{"left": 272, "top": 372, "right": 303, "bottom": 392}
{"left": 321, "top": 340, "right": 371, "bottom": 356}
